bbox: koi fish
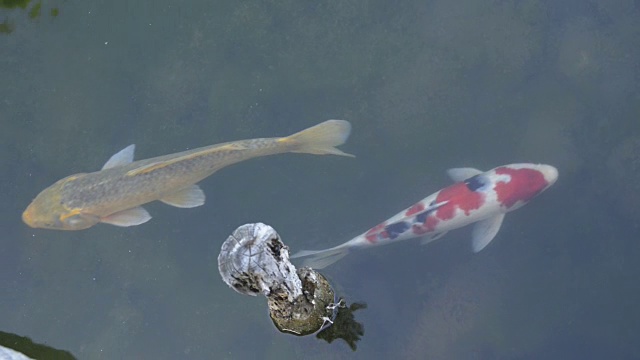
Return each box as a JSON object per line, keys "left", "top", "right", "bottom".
{"left": 292, "top": 163, "right": 558, "bottom": 269}
{"left": 22, "top": 120, "right": 353, "bottom": 230}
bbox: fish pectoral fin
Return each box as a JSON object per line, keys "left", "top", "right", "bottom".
{"left": 160, "top": 185, "right": 205, "bottom": 208}
{"left": 420, "top": 231, "right": 448, "bottom": 245}
{"left": 101, "top": 206, "right": 152, "bottom": 227}
{"left": 102, "top": 144, "right": 135, "bottom": 170}
{"left": 446, "top": 167, "right": 483, "bottom": 182}
{"left": 471, "top": 213, "right": 506, "bottom": 252}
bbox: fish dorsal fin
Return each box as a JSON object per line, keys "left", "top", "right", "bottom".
{"left": 100, "top": 206, "right": 151, "bottom": 227}
{"left": 471, "top": 214, "right": 505, "bottom": 252}
{"left": 160, "top": 184, "right": 205, "bottom": 208}
{"left": 447, "top": 167, "right": 483, "bottom": 182}
{"left": 102, "top": 144, "right": 136, "bottom": 170}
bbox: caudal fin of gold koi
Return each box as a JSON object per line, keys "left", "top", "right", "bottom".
{"left": 285, "top": 120, "right": 355, "bottom": 157}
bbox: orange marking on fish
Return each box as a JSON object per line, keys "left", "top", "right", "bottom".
{"left": 59, "top": 208, "right": 83, "bottom": 221}
{"left": 126, "top": 162, "right": 170, "bottom": 176}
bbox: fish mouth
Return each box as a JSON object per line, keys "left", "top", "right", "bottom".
{"left": 22, "top": 205, "right": 59, "bottom": 229}
{"left": 22, "top": 203, "right": 47, "bottom": 229}
{"left": 22, "top": 206, "right": 34, "bottom": 227}
{"left": 539, "top": 165, "right": 559, "bottom": 186}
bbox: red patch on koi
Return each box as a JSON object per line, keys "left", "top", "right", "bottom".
{"left": 494, "top": 167, "right": 547, "bottom": 208}
{"left": 365, "top": 222, "right": 386, "bottom": 243}
{"left": 412, "top": 224, "right": 429, "bottom": 235}
{"left": 405, "top": 202, "right": 425, "bottom": 217}
{"left": 433, "top": 183, "right": 485, "bottom": 220}
{"left": 425, "top": 215, "right": 440, "bottom": 231}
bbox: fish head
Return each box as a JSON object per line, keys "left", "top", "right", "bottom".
{"left": 490, "top": 164, "right": 558, "bottom": 210}
{"left": 22, "top": 174, "right": 101, "bottom": 230}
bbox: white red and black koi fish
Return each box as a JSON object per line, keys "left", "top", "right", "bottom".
{"left": 292, "top": 163, "right": 558, "bottom": 269}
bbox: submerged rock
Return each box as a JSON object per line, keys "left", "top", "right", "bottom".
{"left": 218, "top": 223, "right": 335, "bottom": 336}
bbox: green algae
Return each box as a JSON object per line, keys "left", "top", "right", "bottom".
{"left": 0, "top": 0, "right": 59, "bottom": 34}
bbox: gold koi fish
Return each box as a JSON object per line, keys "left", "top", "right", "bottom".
{"left": 22, "top": 120, "right": 353, "bottom": 230}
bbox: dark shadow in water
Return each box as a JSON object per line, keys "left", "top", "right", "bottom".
{"left": 0, "top": 330, "right": 76, "bottom": 359}
{"left": 316, "top": 301, "right": 367, "bottom": 351}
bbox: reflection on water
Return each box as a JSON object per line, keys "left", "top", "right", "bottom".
{"left": 316, "top": 301, "right": 366, "bottom": 351}
{"left": 1, "top": 0, "right": 639, "bottom": 358}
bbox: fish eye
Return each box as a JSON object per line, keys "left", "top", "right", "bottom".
{"left": 44, "top": 218, "right": 64, "bottom": 229}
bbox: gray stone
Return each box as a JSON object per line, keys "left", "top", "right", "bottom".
{"left": 218, "top": 223, "right": 335, "bottom": 336}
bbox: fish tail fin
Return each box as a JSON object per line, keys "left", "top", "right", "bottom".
{"left": 284, "top": 120, "right": 355, "bottom": 157}
{"left": 290, "top": 247, "right": 350, "bottom": 269}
